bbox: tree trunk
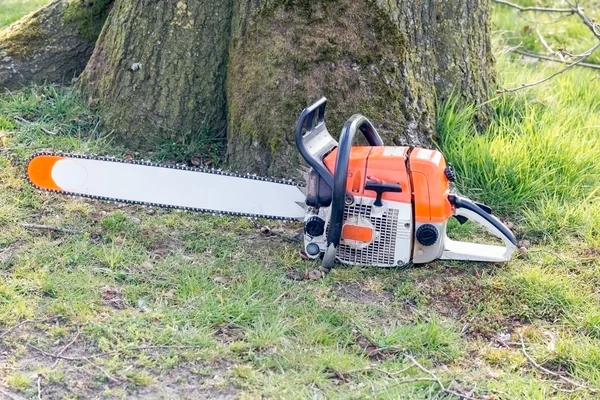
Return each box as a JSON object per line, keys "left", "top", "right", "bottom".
{"left": 0, "top": 0, "right": 112, "bottom": 90}
{"left": 226, "top": 0, "right": 495, "bottom": 176}
{"left": 78, "top": 0, "right": 233, "bottom": 151}
{"left": 77, "top": 0, "right": 494, "bottom": 177}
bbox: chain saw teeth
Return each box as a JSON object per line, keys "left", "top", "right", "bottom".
{"left": 25, "top": 150, "right": 306, "bottom": 222}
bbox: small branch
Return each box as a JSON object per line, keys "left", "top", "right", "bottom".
{"left": 497, "top": 42, "right": 600, "bottom": 93}
{"left": 513, "top": 49, "right": 600, "bottom": 70}
{"left": 0, "top": 388, "right": 27, "bottom": 400}
{"left": 492, "top": 0, "right": 575, "bottom": 13}
{"left": 22, "top": 223, "right": 81, "bottom": 234}
{"left": 403, "top": 354, "right": 478, "bottom": 400}
{"left": 567, "top": 1, "right": 600, "bottom": 40}
{"left": 0, "top": 319, "right": 35, "bottom": 339}
{"left": 37, "top": 375, "right": 42, "bottom": 400}
{"left": 28, "top": 343, "right": 206, "bottom": 361}
{"left": 536, "top": 29, "right": 564, "bottom": 60}
{"left": 91, "top": 364, "right": 121, "bottom": 384}
{"left": 12, "top": 116, "right": 57, "bottom": 135}
{"left": 27, "top": 344, "right": 88, "bottom": 361}
{"left": 52, "top": 328, "right": 81, "bottom": 368}
{"left": 520, "top": 334, "right": 598, "bottom": 393}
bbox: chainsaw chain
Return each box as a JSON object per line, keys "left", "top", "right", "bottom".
{"left": 24, "top": 150, "right": 307, "bottom": 222}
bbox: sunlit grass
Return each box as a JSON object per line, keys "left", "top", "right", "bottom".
{"left": 0, "top": 0, "right": 51, "bottom": 29}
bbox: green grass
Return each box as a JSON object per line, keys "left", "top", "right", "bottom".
{"left": 1, "top": 1, "right": 600, "bottom": 398}
{"left": 0, "top": 0, "right": 51, "bottom": 29}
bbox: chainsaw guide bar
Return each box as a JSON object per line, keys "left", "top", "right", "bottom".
{"left": 26, "top": 151, "right": 307, "bottom": 221}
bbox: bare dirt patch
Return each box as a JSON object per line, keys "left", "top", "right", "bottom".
{"left": 333, "top": 282, "right": 393, "bottom": 304}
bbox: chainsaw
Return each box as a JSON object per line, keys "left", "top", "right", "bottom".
{"left": 26, "top": 97, "right": 517, "bottom": 270}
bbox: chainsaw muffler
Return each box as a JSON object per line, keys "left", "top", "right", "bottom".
{"left": 295, "top": 97, "right": 517, "bottom": 269}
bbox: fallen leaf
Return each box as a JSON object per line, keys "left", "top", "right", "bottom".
{"left": 285, "top": 269, "right": 304, "bottom": 281}
{"left": 306, "top": 269, "right": 322, "bottom": 280}
{"left": 190, "top": 154, "right": 201, "bottom": 166}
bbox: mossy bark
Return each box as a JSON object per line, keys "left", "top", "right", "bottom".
{"left": 0, "top": 0, "right": 112, "bottom": 90}
{"left": 77, "top": 0, "right": 233, "bottom": 151}
{"left": 73, "top": 0, "right": 494, "bottom": 177}
{"left": 227, "top": 0, "right": 495, "bottom": 177}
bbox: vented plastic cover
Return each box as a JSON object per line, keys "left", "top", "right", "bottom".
{"left": 330, "top": 199, "right": 412, "bottom": 267}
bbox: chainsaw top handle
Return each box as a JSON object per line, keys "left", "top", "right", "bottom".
{"left": 321, "top": 113, "right": 384, "bottom": 270}
{"left": 295, "top": 97, "right": 383, "bottom": 190}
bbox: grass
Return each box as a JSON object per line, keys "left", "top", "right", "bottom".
{"left": 1, "top": 1, "right": 600, "bottom": 399}
{"left": 0, "top": 0, "right": 51, "bottom": 30}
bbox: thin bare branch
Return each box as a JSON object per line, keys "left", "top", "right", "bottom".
{"left": 513, "top": 49, "right": 600, "bottom": 70}
{"left": 568, "top": 2, "right": 600, "bottom": 40}
{"left": 90, "top": 364, "right": 122, "bottom": 384}
{"left": 0, "top": 388, "right": 27, "bottom": 400}
{"left": 497, "top": 42, "right": 600, "bottom": 93}
{"left": 28, "top": 343, "right": 206, "bottom": 361}
{"left": 536, "top": 29, "right": 564, "bottom": 60}
{"left": 0, "top": 319, "right": 35, "bottom": 339}
{"left": 492, "top": 0, "right": 575, "bottom": 13}
{"left": 22, "top": 223, "right": 81, "bottom": 234}
{"left": 37, "top": 375, "right": 42, "bottom": 400}
{"left": 52, "top": 328, "right": 81, "bottom": 368}
{"left": 520, "top": 334, "right": 598, "bottom": 393}
{"left": 402, "top": 354, "right": 479, "bottom": 400}
{"left": 27, "top": 344, "right": 88, "bottom": 361}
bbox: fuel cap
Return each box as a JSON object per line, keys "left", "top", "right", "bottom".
{"left": 416, "top": 224, "right": 439, "bottom": 246}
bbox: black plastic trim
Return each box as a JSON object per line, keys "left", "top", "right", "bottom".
{"left": 325, "top": 114, "right": 385, "bottom": 260}
{"left": 295, "top": 98, "right": 383, "bottom": 189}
{"left": 448, "top": 194, "right": 517, "bottom": 246}
{"left": 295, "top": 98, "right": 334, "bottom": 188}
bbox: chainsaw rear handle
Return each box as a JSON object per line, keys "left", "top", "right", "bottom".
{"left": 448, "top": 195, "right": 517, "bottom": 246}
{"left": 442, "top": 194, "right": 517, "bottom": 262}
{"left": 321, "top": 114, "right": 384, "bottom": 270}
{"left": 295, "top": 97, "right": 383, "bottom": 190}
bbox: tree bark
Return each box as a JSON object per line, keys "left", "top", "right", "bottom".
{"left": 78, "top": 0, "right": 233, "bottom": 151}
{"left": 0, "top": 0, "right": 112, "bottom": 90}
{"left": 77, "top": 0, "right": 495, "bottom": 177}
{"left": 226, "top": 0, "right": 495, "bottom": 176}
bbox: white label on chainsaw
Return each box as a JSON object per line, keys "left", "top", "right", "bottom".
{"left": 382, "top": 147, "right": 405, "bottom": 156}
{"left": 50, "top": 158, "right": 307, "bottom": 219}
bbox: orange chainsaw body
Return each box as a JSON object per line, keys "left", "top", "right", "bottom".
{"left": 297, "top": 97, "right": 517, "bottom": 268}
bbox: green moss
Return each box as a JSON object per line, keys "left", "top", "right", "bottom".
{"left": 227, "top": 0, "right": 411, "bottom": 175}
{"left": 0, "top": 17, "right": 45, "bottom": 58}
{"left": 63, "top": 0, "right": 112, "bottom": 41}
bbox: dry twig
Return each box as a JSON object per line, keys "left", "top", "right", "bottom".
{"left": 0, "top": 319, "right": 35, "bottom": 339}
{"left": 567, "top": 1, "right": 600, "bottom": 40}
{"left": 28, "top": 343, "right": 206, "bottom": 361}
{"left": 37, "top": 375, "right": 42, "bottom": 400}
{"left": 22, "top": 223, "right": 81, "bottom": 234}
{"left": 402, "top": 354, "right": 478, "bottom": 400}
{"left": 52, "top": 328, "right": 81, "bottom": 368}
{"left": 519, "top": 333, "right": 598, "bottom": 393}
{"left": 513, "top": 49, "right": 600, "bottom": 70}
{"left": 536, "top": 29, "right": 564, "bottom": 60}
{"left": 0, "top": 388, "right": 27, "bottom": 400}
{"left": 497, "top": 42, "right": 600, "bottom": 93}
{"left": 90, "top": 364, "right": 121, "bottom": 384}
{"left": 493, "top": 0, "right": 575, "bottom": 13}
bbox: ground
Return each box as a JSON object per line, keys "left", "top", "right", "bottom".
{"left": 2, "top": 1, "right": 600, "bottom": 399}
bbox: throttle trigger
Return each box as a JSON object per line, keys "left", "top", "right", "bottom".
{"left": 364, "top": 179, "right": 402, "bottom": 207}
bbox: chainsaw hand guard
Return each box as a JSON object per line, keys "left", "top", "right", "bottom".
{"left": 441, "top": 195, "right": 517, "bottom": 262}
{"left": 322, "top": 113, "right": 384, "bottom": 270}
